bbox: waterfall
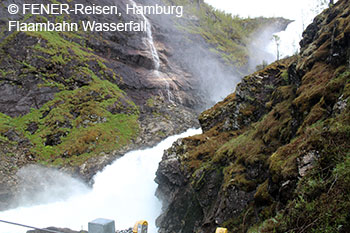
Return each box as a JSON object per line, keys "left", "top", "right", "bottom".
{"left": 267, "top": 1, "right": 328, "bottom": 59}
{"left": 0, "top": 128, "right": 201, "bottom": 233}
{"left": 134, "top": 0, "right": 161, "bottom": 70}
{"left": 204, "top": 0, "right": 337, "bottom": 63}
{"left": 129, "top": 0, "right": 174, "bottom": 103}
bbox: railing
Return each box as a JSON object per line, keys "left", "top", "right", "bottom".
{"left": 0, "top": 219, "right": 65, "bottom": 233}
{"left": 1, "top": 218, "right": 229, "bottom": 233}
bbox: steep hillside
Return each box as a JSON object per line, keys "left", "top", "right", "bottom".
{"left": 151, "top": 0, "right": 291, "bottom": 102}
{"left": 161, "top": 0, "right": 291, "bottom": 68}
{"left": 155, "top": 0, "right": 350, "bottom": 232}
{"left": 0, "top": 0, "right": 289, "bottom": 210}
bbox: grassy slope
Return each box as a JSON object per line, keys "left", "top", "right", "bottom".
{"left": 0, "top": 13, "right": 139, "bottom": 167}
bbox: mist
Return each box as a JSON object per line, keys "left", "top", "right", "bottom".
{"left": 178, "top": 44, "right": 241, "bottom": 106}
{"left": 0, "top": 129, "right": 201, "bottom": 233}
{"left": 143, "top": 0, "right": 301, "bottom": 109}
{"left": 247, "top": 24, "right": 288, "bottom": 72}
{"left": 141, "top": 0, "right": 243, "bottom": 108}
{"left": 11, "top": 165, "right": 90, "bottom": 209}
{"left": 205, "top": 0, "right": 338, "bottom": 62}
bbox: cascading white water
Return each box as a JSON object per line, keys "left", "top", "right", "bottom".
{"left": 134, "top": 0, "right": 161, "bottom": 70}
{"left": 129, "top": 0, "right": 174, "bottom": 103}
{"left": 0, "top": 128, "right": 201, "bottom": 233}
{"left": 204, "top": 0, "right": 337, "bottom": 62}
{"left": 267, "top": 0, "right": 335, "bottom": 59}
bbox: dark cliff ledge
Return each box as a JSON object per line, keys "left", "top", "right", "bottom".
{"left": 155, "top": 0, "right": 350, "bottom": 232}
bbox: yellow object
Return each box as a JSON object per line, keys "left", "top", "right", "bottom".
{"left": 216, "top": 227, "right": 228, "bottom": 233}
{"left": 132, "top": 220, "right": 148, "bottom": 233}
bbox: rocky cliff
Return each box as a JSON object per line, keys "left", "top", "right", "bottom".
{"left": 0, "top": 0, "right": 290, "bottom": 210}
{"left": 155, "top": 0, "right": 350, "bottom": 232}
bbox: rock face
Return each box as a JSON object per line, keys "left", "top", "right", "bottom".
{"left": 156, "top": 0, "right": 350, "bottom": 232}
{"left": 0, "top": 0, "right": 291, "bottom": 211}
{"left": 0, "top": 139, "right": 33, "bottom": 210}
{"left": 156, "top": 58, "right": 296, "bottom": 233}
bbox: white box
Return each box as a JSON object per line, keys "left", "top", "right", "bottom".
{"left": 88, "top": 218, "right": 115, "bottom": 233}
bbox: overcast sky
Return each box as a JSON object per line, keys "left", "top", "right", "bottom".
{"left": 202, "top": 0, "right": 337, "bottom": 60}
{"left": 203, "top": 0, "right": 328, "bottom": 20}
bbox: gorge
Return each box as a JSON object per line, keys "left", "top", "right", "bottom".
{"left": 1, "top": 0, "right": 349, "bottom": 232}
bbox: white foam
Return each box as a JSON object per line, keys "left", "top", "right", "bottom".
{"left": 0, "top": 128, "right": 202, "bottom": 233}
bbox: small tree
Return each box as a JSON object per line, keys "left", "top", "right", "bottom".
{"left": 317, "top": 0, "right": 334, "bottom": 9}
{"left": 273, "top": 35, "right": 281, "bottom": 61}
{"left": 255, "top": 60, "right": 268, "bottom": 71}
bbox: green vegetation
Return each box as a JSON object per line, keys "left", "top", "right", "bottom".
{"left": 281, "top": 70, "right": 289, "bottom": 83}
{"left": 163, "top": 0, "right": 289, "bottom": 67}
{"left": 0, "top": 75, "right": 139, "bottom": 166}
{"left": 252, "top": 68, "right": 350, "bottom": 232}
{"left": 0, "top": 14, "right": 139, "bottom": 167}
{"left": 173, "top": 49, "right": 350, "bottom": 231}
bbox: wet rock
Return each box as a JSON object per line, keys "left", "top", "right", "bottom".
{"left": 278, "top": 179, "right": 297, "bottom": 204}
{"left": 26, "top": 122, "right": 39, "bottom": 135}
{"left": 4, "top": 129, "right": 21, "bottom": 143}
{"left": 0, "top": 138, "right": 34, "bottom": 211}
{"left": 199, "top": 60, "right": 294, "bottom": 132}
{"left": 333, "top": 94, "right": 348, "bottom": 114}
{"left": 45, "top": 132, "right": 67, "bottom": 146}
{"left": 298, "top": 151, "right": 319, "bottom": 177}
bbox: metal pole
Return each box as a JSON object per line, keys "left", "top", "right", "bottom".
{"left": 0, "top": 219, "right": 64, "bottom": 233}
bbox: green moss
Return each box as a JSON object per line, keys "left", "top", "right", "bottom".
{"left": 21, "top": 61, "right": 37, "bottom": 73}
{"left": 262, "top": 152, "right": 350, "bottom": 232}
{"left": 0, "top": 76, "right": 139, "bottom": 166}
{"left": 293, "top": 63, "right": 334, "bottom": 112}
{"left": 268, "top": 137, "right": 302, "bottom": 182}
{"left": 254, "top": 102, "right": 350, "bottom": 232}
{"left": 27, "top": 31, "right": 91, "bottom": 61}
{"left": 0, "top": 113, "right": 12, "bottom": 133}
{"left": 0, "top": 0, "right": 154, "bottom": 171}
{"left": 248, "top": 213, "right": 283, "bottom": 233}
{"left": 254, "top": 179, "right": 273, "bottom": 205}
{"left": 281, "top": 70, "right": 289, "bottom": 83}
{"left": 245, "top": 95, "right": 255, "bottom": 102}
{"left": 146, "top": 97, "right": 156, "bottom": 108}
{"left": 265, "top": 84, "right": 275, "bottom": 90}
{"left": 222, "top": 205, "right": 257, "bottom": 232}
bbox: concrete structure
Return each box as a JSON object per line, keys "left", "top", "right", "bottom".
{"left": 88, "top": 218, "right": 115, "bottom": 233}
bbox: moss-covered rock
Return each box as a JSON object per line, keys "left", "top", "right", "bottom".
{"left": 155, "top": 0, "right": 350, "bottom": 232}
